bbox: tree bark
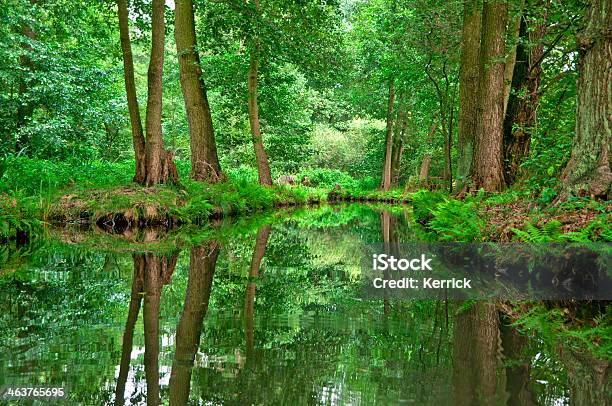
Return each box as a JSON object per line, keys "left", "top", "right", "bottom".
{"left": 560, "top": 0, "right": 612, "bottom": 199}
{"left": 169, "top": 242, "right": 219, "bottom": 406}
{"left": 419, "top": 123, "right": 438, "bottom": 184}
{"left": 174, "top": 0, "right": 223, "bottom": 183}
{"left": 456, "top": 0, "right": 482, "bottom": 191}
{"left": 247, "top": 0, "right": 273, "bottom": 186}
{"left": 503, "top": 0, "right": 526, "bottom": 117}
{"left": 380, "top": 79, "right": 395, "bottom": 191}
{"left": 244, "top": 224, "right": 271, "bottom": 358}
{"left": 143, "top": 0, "right": 178, "bottom": 186}
{"left": 391, "top": 95, "right": 407, "bottom": 187}
{"left": 117, "top": 0, "right": 146, "bottom": 183}
{"left": 471, "top": 0, "right": 508, "bottom": 192}
{"left": 248, "top": 47, "right": 273, "bottom": 186}
{"left": 503, "top": 6, "right": 548, "bottom": 185}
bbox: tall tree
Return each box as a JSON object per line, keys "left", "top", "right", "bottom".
{"left": 391, "top": 94, "right": 408, "bottom": 187}
{"left": 174, "top": 0, "right": 223, "bottom": 183}
{"left": 117, "top": 0, "right": 177, "bottom": 185}
{"left": 247, "top": 0, "right": 273, "bottom": 186}
{"left": 380, "top": 79, "right": 395, "bottom": 191}
{"left": 560, "top": 0, "right": 612, "bottom": 199}
{"left": 502, "top": 4, "right": 549, "bottom": 184}
{"left": 419, "top": 122, "right": 438, "bottom": 184}
{"left": 471, "top": 0, "right": 508, "bottom": 192}
{"left": 456, "top": 0, "right": 482, "bottom": 191}
{"left": 117, "top": 0, "right": 146, "bottom": 183}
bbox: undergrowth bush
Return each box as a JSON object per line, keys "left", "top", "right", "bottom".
{"left": 297, "top": 168, "right": 357, "bottom": 189}
{"left": 429, "top": 200, "right": 482, "bottom": 242}
{"left": 411, "top": 190, "right": 447, "bottom": 225}
{"left": 0, "top": 157, "right": 133, "bottom": 196}
{"left": 0, "top": 194, "right": 43, "bottom": 239}
{"left": 411, "top": 190, "right": 481, "bottom": 242}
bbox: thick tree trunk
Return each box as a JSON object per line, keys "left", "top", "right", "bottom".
{"left": 169, "top": 242, "right": 219, "bottom": 406}
{"left": 174, "top": 0, "right": 223, "bottom": 183}
{"left": 391, "top": 96, "right": 407, "bottom": 187}
{"left": 115, "top": 261, "right": 144, "bottom": 406}
{"left": 456, "top": 0, "right": 482, "bottom": 191}
{"left": 503, "top": 3, "right": 548, "bottom": 185}
{"left": 144, "top": 0, "right": 177, "bottom": 186}
{"left": 244, "top": 224, "right": 271, "bottom": 358}
{"left": 472, "top": 0, "right": 508, "bottom": 192}
{"left": 453, "top": 303, "right": 507, "bottom": 404}
{"left": 380, "top": 79, "right": 395, "bottom": 191}
{"left": 560, "top": 0, "right": 612, "bottom": 199}
{"left": 248, "top": 48, "right": 273, "bottom": 186}
{"left": 117, "top": 0, "right": 146, "bottom": 183}
{"left": 419, "top": 123, "right": 438, "bottom": 184}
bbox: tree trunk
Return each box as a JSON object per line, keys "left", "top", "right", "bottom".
{"left": 174, "top": 0, "right": 223, "bottom": 183}
{"left": 248, "top": 47, "right": 273, "bottom": 186}
{"left": 117, "top": 0, "right": 146, "bottom": 183}
{"left": 144, "top": 0, "right": 177, "bottom": 186}
{"left": 560, "top": 0, "right": 612, "bottom": 199}
{"left": 503, "top": 6, "right": 548, "bottom": 185}
{"left": 419, "top": 123, "right": 438, "bottom": 184}
{"left": 444, "top": 87, "right": 456, "bottom": 192}
{"left": 503, "top": 0, "right": 526, "bottom": 117}
{"left": 472, "top": 0, "right": 508, "bottom": 192}
{"left": 115, "top": 261, "right": 144, "bottom": 406}
{"left": 169, "top": 242, "right": 219, "bottom": 406}
{"left": 456, "top": 0, "right": 482, "bottom": 191}
{"left": 244, "top": 224, "right": 271, "bottom": 358}
{"left": 380, "top": 79, "right": 395, "bottom": 191}
{"left": 391, "top": 96, "right": 407, "bottom": 187}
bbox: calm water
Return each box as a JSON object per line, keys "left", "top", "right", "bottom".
{"left": 0, "top": 205, "right": 607, "bottom": 405}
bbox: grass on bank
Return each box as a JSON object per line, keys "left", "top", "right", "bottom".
{"left": 1, "top": 157, "right": 610, "bottom": 243}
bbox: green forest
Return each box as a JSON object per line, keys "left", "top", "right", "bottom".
{"left": 0, "top": 0, "right": 610, "bottom": 404}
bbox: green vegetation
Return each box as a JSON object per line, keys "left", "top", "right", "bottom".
{"left": 0, "top": 0, "right": 610, "bottom": 403}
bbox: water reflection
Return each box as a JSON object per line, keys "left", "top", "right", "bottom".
{"left": 0, "top": 205, "right": 609, "bottom": 405}
{"left": 169, "top": 243, "right": 219, "bottom": 406}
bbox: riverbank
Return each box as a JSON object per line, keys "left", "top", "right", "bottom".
{"left": 1, "top": 158, "right": 610, "bottom": 244}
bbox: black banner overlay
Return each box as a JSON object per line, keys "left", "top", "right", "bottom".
{"left": 360, "top": 243, "right": 612, "bottom": 300}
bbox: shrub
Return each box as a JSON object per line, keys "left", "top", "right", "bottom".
{"left": 297, "top": 168, "right": 357, "bottom": 189}
{"left": 411, "top": 190, "right": 447, "bottom": 225}
{"left": 429, "top": 199, "right": 482, "bottom": 242}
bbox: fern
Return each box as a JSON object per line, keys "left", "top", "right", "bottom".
{"left": 511, "top": 220, "right": 563, "bottom": 242}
